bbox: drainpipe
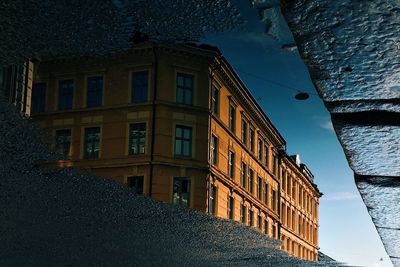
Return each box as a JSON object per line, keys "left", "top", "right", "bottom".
{"left": 149, "top": 44, "right": 158, "bottom": 197}
{"left": 277, "top": 146, "right": 286, "bottom": 241}
{"left": 207, "top": 56, "right": 222, "bottom": 213}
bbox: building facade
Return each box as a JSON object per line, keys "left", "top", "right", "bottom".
{"left": 31, "top": 43, "right": 321, "bottom": 261}
{"left": 0, "top": 61, "right": 34, "bottom": 115}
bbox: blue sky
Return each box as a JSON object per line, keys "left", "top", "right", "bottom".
{"left": 204, "top": 27, "right": 392, "bottom": 267}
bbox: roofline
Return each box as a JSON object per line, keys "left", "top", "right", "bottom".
{"left": 283, "top": 153, "right": 323, "bottom": 197}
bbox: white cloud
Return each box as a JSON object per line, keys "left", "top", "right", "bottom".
{"left": 322, "top": 192, "right": 361, "bottom": 201}
{"left": 321, "top": 120, "right": 334, "bottom": 131}
{"left": 312, "top": 115, "right": 335, "bottom": 132}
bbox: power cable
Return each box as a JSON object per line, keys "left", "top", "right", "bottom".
{"left": 235, "top": 68, "right": 319, "bottom": 96}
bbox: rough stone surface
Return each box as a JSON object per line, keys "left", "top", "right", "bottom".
{"left": 280, "top": 0, "right": 400, "bottom": 265}
{"left": 0, "top": 0, "right": 243, "bottom": 65}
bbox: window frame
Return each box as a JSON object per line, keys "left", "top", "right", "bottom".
{"left": 131, "top": 70, "right": 149, "bottom": 103}
{"left": 227, "top": 195, "right": 234, "bottom": 220}
{"left": 86, "top": 75, "right": 104, "bottom": 108}
{"left": 211, "top": 84, "right": 219, "bottom": 115}
{"left": 258, "top": 138, "right": 263, "bottom": 161}
{"left": 57, "top": 79, "right": 74, "bottom": 111}
{"left": 228, "top": 150, "right": 235, "bottom": 178}
{"left": 176, "top": 72, "right": 194, "bottom": 105}
{"left": 127, "top": 175, "right": 144, "bottom": 194}
{"left": 241, "top": 118, "right": 248, "bottom": 145}
{"left": 240, "top": 161, "right": 247, "bottom": 188}
{"left": 55, "top": 128, "right": 72, "bottom": 157}
{"left": 82, "top": 126, "right": 101, "bottom": 160}
{"left": 174, "top": 124, "right": 193, "bottom": 157}
{"left": 248, "top": 168, "right": 254, "bottom": 194}
{"left": 249, "top": 127, "right": 255, "bottom": 152}
{"left": 210, "top": 134, "right": 218, "bottom": 165}
{"left": 31, "top": 82, "right": 47, "bottom": 113}
{"left": 257, "top": 176, "right": 263, "bottom": 200}
{"left": 172, "top": 177, "right": 191, "bottom": 208}
{"left": 128, "top": 122, "right": 147, "bottom": 156}
{"left": 240, "top": 203, "right": 247, "bottom": 224}
{"left": 229, "top": 104, "right": 236, "bottom": 133}
{"left": 209, "top": 184, "right": 217, "bottom": 215}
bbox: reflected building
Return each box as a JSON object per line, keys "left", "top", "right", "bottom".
{"left": 0, "top": 62, "right": 34, "bottom": 115}
{"left": 30, "top": 43, "right": 322, "bottom": 261}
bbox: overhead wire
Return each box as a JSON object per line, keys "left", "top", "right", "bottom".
{"left": 235, "top": 68, "right": 319, "bottom": 96}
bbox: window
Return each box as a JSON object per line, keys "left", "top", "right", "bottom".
{"left": 55, "top": 129, "right": 71, "bottom": 156}
{"left": 240, "top": 203, "right": 246, "bottom": 224}
{"left": 249, "top": 128, "right": 255, "bottom": 152}
{"left": 287, "top": 175, "right": 292, "bottom": 196}
{"left": 249, "top": 209, "right": 254, "bottom": 226}
{"left": 229, "top": 105, "right": 236, "bottom": 132}
{"left": 264, "top": 183, "right": 269, "bottom": 206}
{"left": 58, "top": 79, "right": 74, "bottom": 110}
{"left": 272, "top": 153, "right": 278, "bottom": 175}
{"left": 264, "top": 145, "right": 269, "bottom": 167}
{"left": 228, "top": 150, "right": 235, "bottom": 178}
{"left": 241, "top": 119, "right": 247, "bottom": 145}
{"left": 175, "top": 125, "right": 192, "bottom": 157}
{"left": 128, "top": 176, "right": 144, "bottom": 194}
{"left": 211, "top": 85, "right": 219, "bottom": 114}
{"left": 209, "top": 184, "right": 217, "bottom": 214}
{"left": 258, "top": 215, "right": 262, "bottom": 229}
{"left": 31, "top": 83, "right": 46, "bottom": 113}
{"left": 257, "top": 177, "right": 262, "bottom": 199}
{"left": 292, "top": 210, "right": 296, "bottom": 231}
{"left": 227, "top": 195, "right": 234, "bottom": 219}
{"left": 282, "top": 171, "right": 286, "bottom": 192}
{"left": 292, "top": 180, "right": 297, "bottom": 201}
{"left": 272, "top": 224, "right": 277, "bottom": 238}
{"left": 84, "top": 127, "right": 100, "bottom": 159}
{"left": 248, "top": 168, "right": 254, "bottom": 194}
{"left": 240, "top": 162, "right": 247, "bottom": 188}
{"left": 258, "top": 138, "right": 263, "bottom": 161}
{"left": 132, "top": 71, "right": 148, "bottom": 103}
{"left": 176, "top": 73, "right": 193, "bottom": 105}
{"left": 86, "top": 76, "right": 103, "bottom": 108}
{"left": 211, "top": 135, "right": 218, "bottom": 165}
{"left": 129, "top": 123, "right": 146, "bottom": 155}
{"left": 264, "top": 219, "right": 269, "bottom": 235}
{"left": 172, "top": 177, "right": 190, "bottom": 207}
{"left": 272, "top": 189, "right": 277, "bottom": 212}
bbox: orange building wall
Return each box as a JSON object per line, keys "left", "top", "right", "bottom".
{"left": 31, "top": 43, "right": 321, "bottom": 262}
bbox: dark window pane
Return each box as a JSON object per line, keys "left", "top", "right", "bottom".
{"left": 209, "top": 185, "right": 217, "bottom": 215}
{"left": 175, "top": 125, "right": 192, "bottom": 157}
{"left": 87, "top": 76, "right": 103, "bottom": 108}
{"left": 241, "top": 162, "right": 247, "bottom": 188}
{"left": 31, "top": 83, "right": 46, "bottom": 113}
{"left": 55, "top": 129, "right": 71, "bottom": 156}
{"left": 172, "top": 177, "right": 190, "bottom": 207}
{"left": 229, "top": 105, "right": 235, "bottom": 132}
{"left": 176, "top": 73, "right": 193, "bottom": 105}
{"left": 129, "top": 123, "right": 146, "bottom": 155}
{"left": 132, "top": 71, "right": 148, "bottom": 103}
{"left": 211, "top": 86, "right": 219, "bottom": 114}
{"left": 84, "top": 127, "right": 100, "bottom": 159}
{"left": 128, "top": 176, "right": 144, "bottom": 194}
{"left": 58, "top": 79, "right": 74, "bottom": 110}
{"left": 211, "top": 135, "right": 218, "bottom": 165}
{"left": 228, "top": 150, "right": 234, "bottom": 178}
{"left": 241, "top": 119, "right": 247, "bottom": 144}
